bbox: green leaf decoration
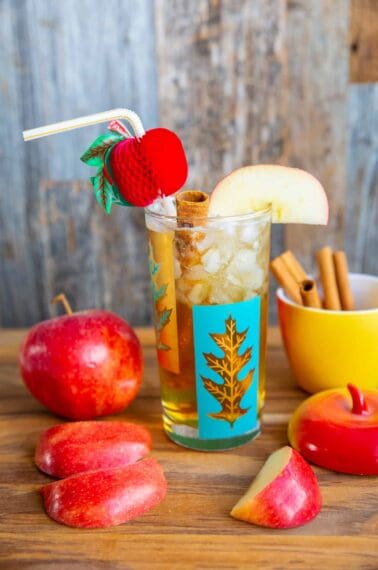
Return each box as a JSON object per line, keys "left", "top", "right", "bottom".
{"left": 91, "top": 171, "right": 113, "bottom": 214}
{"left": 110, "top": 183, "right": 133, "bottom": 207}
{"left": 201, "top": 315, "right": 254, "bottom": 427}
{"left": 156, "top": 308, "right": 172, "bottom": 332}
{"left": 82, "top": 134, "right": 133, "bottom": 214}
{"left": 148, "top": 242, "right": 172, "bottom": 351}
{"left": 149, "top": 257, "right": 160, "bottom": 277}
{"left": 153, "top": 284, "right": 168, "bottom": 303}
{"left": 80, "top": 133, "right": 125, "bottom": 167}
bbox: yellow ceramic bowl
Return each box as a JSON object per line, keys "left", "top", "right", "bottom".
{"left": 277, "top": 273, "right": 378, "bottom": 393}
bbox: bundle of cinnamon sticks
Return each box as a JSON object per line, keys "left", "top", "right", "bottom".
{"left": 270, "top": 247, "right": 355, "bottom": 310}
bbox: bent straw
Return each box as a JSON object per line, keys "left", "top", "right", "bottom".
{"left": 22, "top": 108, "right": 145, "bottom": 141}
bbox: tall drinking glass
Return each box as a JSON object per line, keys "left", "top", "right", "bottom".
{"left": 145, "top": 202, "right": 271, "bottom": 451}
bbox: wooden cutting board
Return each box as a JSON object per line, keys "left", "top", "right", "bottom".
{"left": 0, "top": 327, "right": 376, "bottom": 569}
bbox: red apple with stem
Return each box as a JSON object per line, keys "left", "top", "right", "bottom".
{"left": 288, "top": 383, "right": 378, "bottom": 475}
{"left": 40, "top": 457, "right": 167, "bottom": 528}
{"left": 20, "top": 294, "right": 143, "bottom": 420}
{"left": 35, "top": 421, "right": 152, "bottom": 478}
{"left": 231, "top": 446, "right": 321, "bottom": 529}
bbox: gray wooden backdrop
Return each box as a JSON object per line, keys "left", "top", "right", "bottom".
{"left": 0, "top": 0, "right": 377, "bottom": 327}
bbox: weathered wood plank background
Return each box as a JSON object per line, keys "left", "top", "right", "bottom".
{"left": 0, "top": 0, "right": 377, "bottom": 327}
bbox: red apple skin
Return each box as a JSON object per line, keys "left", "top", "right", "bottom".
{"left": 35, "top": 421, "right": 152, "bottom": 478}
{"left": 19, "top": 310, "right": 143, "bottom": 420}
{"left": 40, "top": 457, "right": 167, "bottom": 528}
{"left": 231, "top": 448, "right": 321, "bottom": 529}
{"left": 288, "top": 388, "right": 378, "bottom": 475}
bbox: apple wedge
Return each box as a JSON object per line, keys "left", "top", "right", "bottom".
{"left": 35, "top": 421, "right": 152, "bottom": 478}
{"left": 231, "top": 446, "right": 321, "bottom": 528}
{"left": 40, "top": 457, "right": 167, "bottom": 528}
{"left": 209, "top": 165, "right": 328, "bottom": 224}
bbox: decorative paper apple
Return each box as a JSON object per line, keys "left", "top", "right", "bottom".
{"left": 288, "top": 383, "right": 378, "bottom": 475}
{"left": 230, "top": 446, "right": 321, "bottom": 528}
{"left": 40, "top": 457, "right": 167, "bottom": 528}
{"left": 209, "top": 164, "right": 328, "bottom": 224}
{"left": 35, "top": 421, "right": 152, "bottom": 478}
{"left": 19, "top": 294, "right": 143, "bottom": 420}
{"left": 81, "top": 123, "right": 188, "bottom": 213}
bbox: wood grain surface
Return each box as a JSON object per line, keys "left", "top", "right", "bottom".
{"left": 346, "top": 84, "right": 378, "bottom": 277}
{"left": 0, "top": 327, "right": 377, "bottom": 570}
{"left": 350, "top": 0, "right": 378, "bottom": 83}
{"left": 285, "top": 0, "right": 349, "bottom": 273}
{"left": 0, "top": 0, "right": 377, "bottom": 329}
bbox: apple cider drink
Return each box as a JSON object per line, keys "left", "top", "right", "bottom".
{"left": 23, "top": 109, "right": 328, "bottom": 455}
{"left": 146, "top": 194, "right": 271, "bottom": 451}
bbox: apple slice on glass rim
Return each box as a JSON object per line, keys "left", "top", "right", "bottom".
{"left": 231, "top": 446, "right": 322, "bottom": 529}
{"left": 209, "top": 165, "right": 329, "bottom": 224}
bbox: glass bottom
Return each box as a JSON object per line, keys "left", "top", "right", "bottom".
{"left": 163, "top": 414, "right": 261, "bottom": 451}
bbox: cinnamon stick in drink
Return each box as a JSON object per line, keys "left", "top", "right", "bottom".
{"left": 176, "top": 190, "right": 209, "bottom": 228}
{"left": 281, "top": 250, "right": 307, "bottom": 282}
{"left": 316, "top": 247, "right": 341, "bottom": 310}
{"left": 270, "top": 257, "right": 302, "bottom": 305}
{"left": 300, "top": 279, "right": 322, "bottom": 308}
{"left": 333, "top": 251, "right": 355, "bottom": 310}
{"left": 175, "top": 190, "right": 209, "bottom": 269}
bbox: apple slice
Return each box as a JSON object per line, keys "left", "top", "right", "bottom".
{"left": 209, "top": 165, "right": 328, "bottom": 224}
{"left": 40, "top": 457, "right": 167, "bottom": 528}
{"left": 35, "top": 421, "right": 152, "bottom": 478}
{"left": 230, "top": 446, "right": 321, "bottom": 528}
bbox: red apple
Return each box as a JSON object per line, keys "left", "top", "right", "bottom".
{"left": 230, "top": 446, "right": 321, "bottom": 528}
{"left": 19, "top": 296, "right": 143, "bottom": 420}
{"left": 288, "top": 384, "right": 378, "bottom": 475}
{"left": 40, "top": 457, "right": 167, "bottom": 528}
{"left": 35, "top": 421, "right": 152, "bottom": 478}
{"left": 209, "top": 164, "right": 328, "bottom": 224}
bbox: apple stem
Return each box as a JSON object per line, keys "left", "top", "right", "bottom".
{"left": 52, "top": 293, "right": 73, "bottom": 316}
{"left": 347, "top": 383, "right": 369, "bottom": 415}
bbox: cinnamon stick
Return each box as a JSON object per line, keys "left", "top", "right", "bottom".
{"left": 333, "top": 251, "right": 355, "bottom": 310}
{"left": 300, "top": 279, "right": 322, "bottom": 308}
{"left": 175, "top": 190, "right": 209, "bottom": 269}
{"left": 281, "top": 250, "right": 307, "bottom": 282}
{"left": 176, "top": 190, "right": 209, "bottom": 228}
{"left": 316, "top": 247, "right": 341, "bottom": 310}
{"left": 270, "top": 257, "right": 302, "bottom": 305}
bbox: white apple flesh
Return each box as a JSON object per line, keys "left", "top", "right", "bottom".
{"left": 209, "top": 165, "right": 328, "bottom": 224}
{"left": 231, "top": 446, "right": 322, "bottom": 528}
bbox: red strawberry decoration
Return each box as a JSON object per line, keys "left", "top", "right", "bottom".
{"left": 81, "top": 124, "right": 188, "bottom": 213}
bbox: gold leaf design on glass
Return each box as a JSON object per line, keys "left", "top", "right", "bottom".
{"left": 202, "top": 316, "right": 254, "bottom": 426}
